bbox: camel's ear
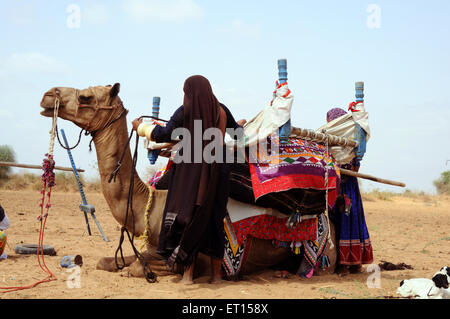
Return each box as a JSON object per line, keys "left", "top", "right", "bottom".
{"left": 110, "top": 83, "right": 120, "bottom": 98}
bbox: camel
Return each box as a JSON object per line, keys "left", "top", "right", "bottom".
{"left": 39, "top": 83, "right": 337, "bottom": 280}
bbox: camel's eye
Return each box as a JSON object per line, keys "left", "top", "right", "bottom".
{"left": 79, "top": 95, "right": 94, "bottom": 105}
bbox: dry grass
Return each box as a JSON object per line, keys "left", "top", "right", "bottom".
{"left": 362, "top": 188, "right": 436, "bottom": 203}
{"left": 0, "top": 172, "right": 101, "bottom": 193}
{"left": 0, "top": 173, "right": 441, "bottom": 207}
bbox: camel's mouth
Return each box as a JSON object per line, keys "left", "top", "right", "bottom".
{"left": 40, "top": 100, "right": 62, "bottom": 117}
{"left": 40, "top": 88, "right": 64, "bottom": 117}
{"left": 40, "top": 108, "right": 55, "bottom": 117}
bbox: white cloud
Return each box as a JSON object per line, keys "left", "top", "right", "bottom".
{"left": 123, "top": 0, "right": 204, "bottom": 22}
{"left": 83, "top": 4, "right": 110, "bottom": 25}
{"left": 1, "top": 53, "right": 70, "bottom": 74}
{"left": 231, "top": 19, "right": 261, "bottom": 37}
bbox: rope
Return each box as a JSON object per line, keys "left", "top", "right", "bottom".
{"left": 48, "top": 96, "right": 60, "bottom": 157}
{"left": 56, "top": 125, "right": 84, "bottom": 150}
{"left": 113, "top": 131, "right": 157, "bottom": 283}
{"left": 136, "top": 186, "right": 154, "bottom": 253}
{"left": 322, "top": 129, "right": 334, "bottom": 250}
{"left": 1, "top": 99, "right": 59, "bottom": 294}
{"left": 86, "top": 107, "right": 128, "bottom": 152}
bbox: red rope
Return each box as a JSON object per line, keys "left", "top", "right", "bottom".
{"left": 0, "top": 154, "right": 57, "bottom": 294}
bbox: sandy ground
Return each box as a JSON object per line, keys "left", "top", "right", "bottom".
{"left": 0, "top": 189, "right": 449, "bottom": 299}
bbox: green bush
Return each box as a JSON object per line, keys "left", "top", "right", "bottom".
{"left": 0, "top": 145, "right": 16, "bottom": 179}
{"left": 434, "top": 171, "right": 450, "bottom": 195}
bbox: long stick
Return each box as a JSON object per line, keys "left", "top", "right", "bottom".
{"left": 60, "top": 129, "right": 92, "bottom": 236}
{"left": 0, "top": 161, "right": 84, "bottom": 172}
{"left": 340, "top": 168, "right": 405, "bottom": 187}
{"left": 291, "top": 127, "right": 358, "bottom": 148}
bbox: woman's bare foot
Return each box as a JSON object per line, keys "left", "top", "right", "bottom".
{"left": 209, "top": 257, "right": 223, "bottom": 284}
{"left": 335, "top": 265, "right": 349, "bottom": 276}
{"left": 179, "top": 276, "right": 194, "bottom": 285}
{"left": 180, "top": 260, "right": 195, "bottom": 285}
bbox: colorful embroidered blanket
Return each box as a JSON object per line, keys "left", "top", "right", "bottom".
{"left": 232, "top": 214, "right": 317, "bottom": 247}
{"left": 223, "top": 214, "right": 251, "bottom": 278}
{"left": 248, "top": 136, "right": 341, "bottom": 207}
{"left": 222, "top": 212, "right": 318, "bottom": 278}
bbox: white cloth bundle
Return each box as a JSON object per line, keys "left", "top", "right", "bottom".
{"left": 316, "top": 102, "right": 370, "bottom": 164}
{"left": 139, "top": 120, "right": 173, "bottom": 150}
{"left": 226, "top": 83, "right": 293, "bottom": 148}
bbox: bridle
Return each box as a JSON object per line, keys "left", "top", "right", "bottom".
{"left": 74, "top": 87, "right": 126, "bottom": 133}
{"left": 44, "top": 87, "right": 128, "bottom": 151}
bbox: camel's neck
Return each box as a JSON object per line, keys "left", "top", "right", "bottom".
{"left": 92, "top": 113, "right": 148, "bottom": 234}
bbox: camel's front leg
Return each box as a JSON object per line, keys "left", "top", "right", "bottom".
{"left": 96, "top": 255, "right": 137, "bottom": 272}
{"left": 127, "top": 247, "right": 179, "bottom": 277}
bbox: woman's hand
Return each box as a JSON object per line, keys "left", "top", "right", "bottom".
{"left": 131, "top": 118, "right": 143, "bottom": 131}
{"left": 237, "top": 119, "right": 247, "bottom": 126}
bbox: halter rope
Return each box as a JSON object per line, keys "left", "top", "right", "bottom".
{"left": 136, "top": 185, "right": 154, "bottom": 253}
{"left": 322, "top": 129, "right": 334, "bottom": 250}
{"left": 0, "top": 97, "right": 60, "bottom": 294}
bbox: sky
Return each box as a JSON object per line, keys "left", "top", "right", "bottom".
{"left": 0, "top": 0, "right": 449, "bottom": 193}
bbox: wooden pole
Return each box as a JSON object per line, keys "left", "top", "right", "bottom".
{"left": 277, "top": 59, "right": 291, "bottom": 143}
{"left": 340, "top": 168, "right": 405, "bottom": 187}
{"left": 355, "top": 81, "right": 364, "bottom": 102}
{"left": 290, "top": 126, "right": 358, "bottom": 148}
{"left": 0, "top": 161, "right": 85, "bottom": 173}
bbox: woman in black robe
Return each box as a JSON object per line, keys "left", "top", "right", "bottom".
{"left": 132, "top": 75, "right": 245, "bottom": 284}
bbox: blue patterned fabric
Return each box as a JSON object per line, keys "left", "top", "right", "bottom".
{"left": 337, "top": 161, "right": 373, "bottom": 265}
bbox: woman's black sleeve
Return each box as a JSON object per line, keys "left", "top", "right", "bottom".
{"left": 221, "top": 103, "right": 243, "bottom": 140}
{"left": 151, "top": 106, "right": 184, "bottom": 143}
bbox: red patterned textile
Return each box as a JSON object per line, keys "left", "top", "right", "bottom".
{"left": 339, "top": 239, "right": 374, "bottom": 266}
{"left": 231, "top": 214, "right": 317, "bottom": 246}
{"left": 248, "top": 137, "right": 340, "bottom": 208}
{"left": 249, "top": 164, "right": 338, "bottom": 207}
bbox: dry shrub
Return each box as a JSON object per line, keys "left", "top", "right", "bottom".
{"left": 434, "top": 171, "right": 450, "bottom": 195}
{"left": 0, "top": 173, "right": 41, "bottom": 191}
{"left": 365, "top": 189, "right": 396, "bottom": 201}
{"left": 402, "top": 189, "right": 432, "bottom": 202}
{"left": 85, "top": 177, "right": 102, "bottom": 193}
{"left": 0, "top": 172, "right": 102, "bottom": 193}
{"left": 53, "top": 172, "right": 81, "bottom": 192}
{"left": 361, "top": 193, "right": 375, "bottom": 202}
{"left": 0, "top": 145, "right": 16, "bottom": 179}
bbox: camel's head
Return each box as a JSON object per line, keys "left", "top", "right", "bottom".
{"left": 40, "top": 83, "right": 124, "bottom": 131}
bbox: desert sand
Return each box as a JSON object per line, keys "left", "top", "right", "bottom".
{"left": 0, "top": 190, "right": 448, "bottom": 299}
